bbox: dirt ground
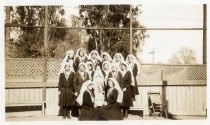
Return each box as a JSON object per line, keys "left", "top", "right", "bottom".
{"left": 5, "top": 111, "right": 206, "bottom": 121}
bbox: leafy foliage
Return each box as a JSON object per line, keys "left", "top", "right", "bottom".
{"left": 169, "top": 47, "right": 197, "bottom": 64}
{"left": 8, "top": 6, "right": 68, "bottom": 58}
{"left": 79, "top": 5, "right": 148, "bottom": 58}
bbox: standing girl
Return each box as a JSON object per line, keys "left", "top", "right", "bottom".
{"left": 126, "top": 55, "right": 139, "bottom": 100}
{"left": 120, "top": 62, "right": 133, "bottom": 118}
{"left": 74, "top": 48, "right": 88, "bottom": 71}
{"left": 58, "top": 63, "right": 75, "bottom": 119}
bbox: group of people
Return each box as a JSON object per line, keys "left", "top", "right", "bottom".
{"left": 58, "top": 48, "right": 139, "bottom": 120}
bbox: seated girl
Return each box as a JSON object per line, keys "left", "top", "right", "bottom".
{"left": 78, "top": 81, "right": 99, "bottom": 120}
{"left": 99, "top": 78, "right": 123, "bottom": 120}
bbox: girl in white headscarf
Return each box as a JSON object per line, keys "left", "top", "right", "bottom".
{"left": 86, "top": 60, "right": 95, "bottom": 81}
{"left": 74, "top": 48, "right": 88, "bottom": 71}
{"left": 93, "top": 66, "right": 105, "bottom": 107}
{"left": 112, "top": 53, "right": 124, "bottom": 69}
{"left": 58, "top": 62, "right": 75, "bottom": 119}
{"left": 108, "top": 64, "right": 123, "bottom": 89}
{"left": 98, "top": 78, "right": 123, "bottom": 120}
{"left": 126, "top": 55, "right": 139, "bottom": 99}
{"left": 102, "top": 61, "right": 111, "bottom": 84}
{"left": 101, "top": 52, "right": 112, "bottom": 63}
{"left": 120, "top": 61, "right": 133, "bottom": 118}
{"left": 88, "top": 50, "right": 102, "bottom": 70}
{"left": 77, "top": 81, "right": 99, "bottom": 120}
{"left": 59, "top": 50, "right": 75, "bottom": 74}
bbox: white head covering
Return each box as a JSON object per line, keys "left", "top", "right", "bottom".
{"left": 113, "top": 53, "right": 124, "bottom": 63}
{"left": 86, "top": 60, "right": 94, "bottom": 71}
{"left": 88, "top": 50, "right": 102, "bottom": 61}
{"left": 107, "top": 78, "right": 123, "bottom": 103}
{"left": 59, "top": 50, "right": 75, "bottom": 74}
{"left": 74, "top": 48, "right": 88, "bottom": 61}
{"left": 78, "top": 62, "right": 86, "bottom": 70}
{"left": 126, "top": 54, "right": 139, "bottom": 65}
{"left": 120, "top": 61, "right": 135, "bottom": 85}
{"left": 101, "top": 52, "right": 112, "bottom": 62}
{"left": 102, "top": 61, "right": 111, "bottom": 71}
{"left": 59, "top": 61, "right": 75, "bottom": 74}
{"left": 76, "top": 80, "right": 94, "bottom": 106}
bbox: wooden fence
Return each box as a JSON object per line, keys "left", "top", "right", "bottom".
{"left": 5, "top": 58, "right": 207, "bottom": 116}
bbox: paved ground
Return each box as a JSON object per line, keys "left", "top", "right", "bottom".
{"left": 5, "top": 111, "right": 206, "bottom": 121}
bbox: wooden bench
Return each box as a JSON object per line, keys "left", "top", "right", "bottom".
{"left": 129, "top": 106, "right": 144, "bottom": 117}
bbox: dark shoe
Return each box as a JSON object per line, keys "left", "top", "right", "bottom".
{"left": 67, "top": 115, "right": 71, "bottom": 119}
{"left": 62, "top": 116, "right": 66, "bottom": 119}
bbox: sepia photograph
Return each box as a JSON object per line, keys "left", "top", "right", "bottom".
{"left": 2, "top": 1, "right": 208, "bottom": 122}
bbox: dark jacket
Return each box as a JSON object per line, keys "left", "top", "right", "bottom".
{"left": 58, "top": 72, "right": 75, "bottom": 106}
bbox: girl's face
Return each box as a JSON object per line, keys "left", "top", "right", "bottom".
{"left": 87, "top": 83, "right": 94, "bottom": 90}
{"left": 91, "top": 52, "right": 97, "bottom": 59}
{"left": 79, "top": 65, "right": 85, "bottom": 72}
{"left": 103, "top": 55, "right": 108, "bottom": 61}
{"left": 103, "top": 63, "right": 109, "bottom": 71}
{"left": 112, "top": 67, "right": 117, "bottom": 72}
{"left": 65, "top": 64, "right": 71, "bottom": 71}
{"left": 116, "top": 55, "right": 121, "bottom": 62}
{"left": 79, "top": 50, "right": 84, "bottom": 57}
{"left": 87, "top": 64, "right": 92, "bottom": 71}
{"left": 120, "top": 64, "right": 126, "bottom": 71}
{"left": 108, "top": 80, "right": 114, "bottom": 88}
{"left": 128, "top": 56, "right": 133, "bottom": 62}
{"left": 96, "top": 66, "right": 100, "bottom": 71}
{"left": 68, "top": 52, "right": 74, "bottom": 59}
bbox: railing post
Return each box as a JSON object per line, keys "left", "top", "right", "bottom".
{"left": 203, "top": 4, "right": 207, "bottom": 64}
{"left": 5, "top": 6, "right": 10, "bottom": 57}
{"left": 42, "top": 6, "right": 48, "bottom": 117}
{"left": 129, "top": 4, "right": 133, "bottom": 54}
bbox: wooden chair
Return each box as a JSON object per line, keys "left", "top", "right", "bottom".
{"left": 148, "top": 91, "right": 168, "bottom": 118}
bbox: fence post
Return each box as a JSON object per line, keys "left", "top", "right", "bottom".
{"left": 5, "top": 6, "right": 10, "bottom": 56}
{"left": 203, "top": 4, "right": 207, "bottom": 64}
{"left": 129, "top": 4, "right": 133, "bottom": 54}
{"left": 161, "top": 69, "right": 167, "bottom": 105}
{"left": 42, "top": 6, "right": 48, "bottom": 117}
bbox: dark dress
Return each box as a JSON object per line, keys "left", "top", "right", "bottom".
{"left": 122, "top": 71, "right": 133, "bottom": 108}
{"left": 58, "top": 72, "right": 74, "bottom": 116}
{"left": 72, "top": 71, "right": 90, "bottom": 117}
{"left": 74, "top": 71, "right": 90, "bottom": 94}
{"left": 91, "top": 59, "right": 102, "bottom": 70}
{"left": 130, "top": 63, "right": 139, "bottom": 97}
{"left": 65, "top": 58, "right": 76, "bottom": 72}
{"left": 108, "top": 71, "right": 123, "bottom": 88}
{"left": 74, "top": 56, "right": 88, "bottom": 71}
{"left": 99, "top": 88, "right": 123, "bottom": 120}
{"left": 79, "top": 91, "right": 99, "bottom": 120}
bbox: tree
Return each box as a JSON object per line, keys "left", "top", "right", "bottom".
{"left": 79, "top": 5, "right": 148, "bottom": 58}
{"left": 169, "top": 47, "right": 197, "bottom": 64}
{"left": 7, "top": 6, "right": 67, "bottom": 58}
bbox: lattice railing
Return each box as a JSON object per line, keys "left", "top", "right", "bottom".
{"left": 5, "top": 58, "right": 207, "bottom": 84}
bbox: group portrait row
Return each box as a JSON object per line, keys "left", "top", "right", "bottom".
{"left": 58, "top": 48, "right": 140, "bottom": 120}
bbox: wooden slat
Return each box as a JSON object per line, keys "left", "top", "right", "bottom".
{"left": 176, "top": 86, "right": 182, "bottom": 111}
{"left": 8, "top": 89, "right": 14, "bottom": 104}
{"left": 172, "top": 86, "right": 177, "bottom": 113}
{"left": 180, "top": 86, "right": 186, "bottom": 112}
{"left": 202, "top": 87, "right": 207, "bottom": 112}
{"left": 19, "top": 89, "right": 25, "bottom": 103}
{"left": 189, "top": 86, "right": 195, "bottom": 112}
{"left": 24, "top": 89, "right": 30, "bottom": 103}
{"left": 185, "top": 86, "right": 191, "bottom": 112}
{"left": 5, "top": 89, "right": 9, "bottom": 104}
{"left": 13, "top": 89, "right": 20, "bottom": 103}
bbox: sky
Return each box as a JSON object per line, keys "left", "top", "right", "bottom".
{"left": 63, "top": 4, "right": 204, "bottom": 64}
{"left": 138, "top": 4, "right": 203, "bottom": 64}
